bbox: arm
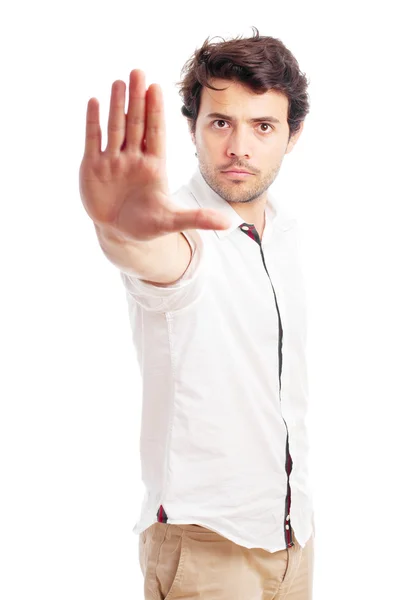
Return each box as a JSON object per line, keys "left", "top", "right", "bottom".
{"left": 95, "top": 224, "right": 192, "bottom": 286}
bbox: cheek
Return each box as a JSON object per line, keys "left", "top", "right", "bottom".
{"left": 204, "top": 132, "right": 226, "bottom": 152}
{"left": 198, "top": 137, "right": 218, "bottom": 157}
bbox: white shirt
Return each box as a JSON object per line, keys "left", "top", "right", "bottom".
{"left": 120, "top": 167, "right": 314, "bottom": 552}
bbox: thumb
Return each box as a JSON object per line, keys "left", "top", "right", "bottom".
{"left": 166, "top": 207, "right": 232, "bottom": 232}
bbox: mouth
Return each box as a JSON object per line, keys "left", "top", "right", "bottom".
{"left": 221, "top": 170, "right": 254, "bottom": 179}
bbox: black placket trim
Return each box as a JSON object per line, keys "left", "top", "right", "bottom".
{"left": 239, "top": 223, "right": 294, "bottom": 549}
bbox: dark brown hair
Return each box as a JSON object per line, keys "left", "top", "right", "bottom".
{"left": 177, "top": 27, "right": 311, "bottom": 140}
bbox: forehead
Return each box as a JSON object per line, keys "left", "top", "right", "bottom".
{"left": 198, "top": 78, "right": 289, "bottom": 120}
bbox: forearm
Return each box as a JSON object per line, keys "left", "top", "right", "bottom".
{"left": 94, "top": 224, "right": 192, "bottom": 284}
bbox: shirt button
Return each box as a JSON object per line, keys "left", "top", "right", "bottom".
{"left": 285, "top": 524, "right": 290, "bottom": 530}
{"left": 241, "top": 225, "right": 249, "bottom": 230}
{"left": 286, "top": 515, "right": 290, "bottom": 521}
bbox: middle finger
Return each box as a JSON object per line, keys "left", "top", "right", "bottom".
{"left": 125, "top": 69, "right": 146, "bottom": 152}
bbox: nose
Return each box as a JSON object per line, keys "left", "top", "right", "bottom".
{"left": 226, "top": 126, "right": 251, "bottom": 160}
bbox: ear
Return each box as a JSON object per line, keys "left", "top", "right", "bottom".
{"left": 186, "top": 118, "right": 196, "bottom": 145}
{"left": 285, "top": 121, "right": 304, "bottom": 155}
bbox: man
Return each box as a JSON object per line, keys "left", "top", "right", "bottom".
{"left": 79, "top": 27, "right": 315, "bottom": 600}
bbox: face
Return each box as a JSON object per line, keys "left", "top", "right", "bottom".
{"left": 191, "top": 78, "right": 304, "bottom": 205}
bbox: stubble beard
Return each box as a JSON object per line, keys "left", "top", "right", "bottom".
{"left": 197, "top": 158, "right": 282, "bottom": 205}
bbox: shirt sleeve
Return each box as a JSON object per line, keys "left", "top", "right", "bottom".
{"left": 119, "top": 229, "right": 206, "bottom": 313}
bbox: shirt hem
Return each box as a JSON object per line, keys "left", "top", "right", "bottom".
{"left": 133, "top": 516, "right": 311, "bottom": 552}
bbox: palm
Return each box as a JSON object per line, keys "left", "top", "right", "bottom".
{"left": 80, "top": 149, "right": 170, "bottom": 241}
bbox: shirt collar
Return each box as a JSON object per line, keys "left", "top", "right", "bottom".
{"left": 184, "top": 167, "right": 296, "bottom": 240}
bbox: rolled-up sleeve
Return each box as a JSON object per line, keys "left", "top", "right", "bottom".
{"left": 119, "top": 229, "right": 206, "bottom": 313}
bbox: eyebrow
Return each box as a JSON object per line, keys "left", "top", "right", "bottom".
{"left": 205, "top": 112, "right": 281, "bottom": 124}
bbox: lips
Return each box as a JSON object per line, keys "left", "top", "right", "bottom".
{"left": 222, "top": 170, "right": 253, "bottom": 175}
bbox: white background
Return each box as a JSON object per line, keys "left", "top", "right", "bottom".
{"left": 1, "top": 1, "right": 399, "bottom": 598}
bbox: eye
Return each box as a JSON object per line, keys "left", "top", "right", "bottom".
{"left": 258, "top": 123, "right": 272, "bottom": 133}
{"left": 212, "top": 119, "right": 229, "bottom": 129}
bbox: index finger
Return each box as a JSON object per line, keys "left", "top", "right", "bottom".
{"left": 144, "top": 83, "right": 166, "bottom": 158}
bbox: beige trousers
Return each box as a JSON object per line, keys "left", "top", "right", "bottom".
{"left": 139, "top": 521, "right": 314, "bottom": 599}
